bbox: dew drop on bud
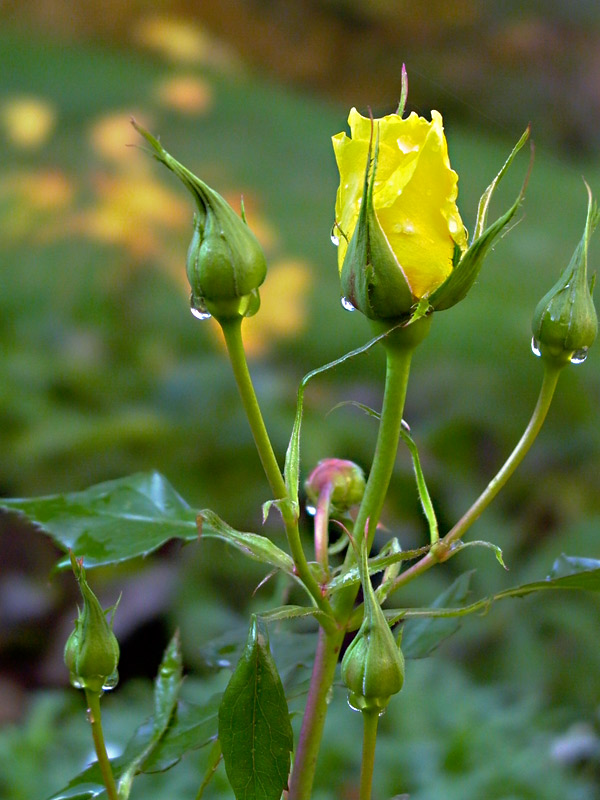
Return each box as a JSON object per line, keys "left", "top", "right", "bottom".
{"left": 330, "top": 224, "right": 340, "bottom": 247}
{"left": 102, "top": 670, "right": 119, "bottom": 692}
{"left": 570, "top": 347, "right": 588, "bottom": 364}
{"left": 190, "top": 294, "right": 212, "bottom": 321}
{"left": 531, "top": 337, "right": 541, "bottom": 357}
{"left": 341, "top": 296, "right": 356, "bottom": 312}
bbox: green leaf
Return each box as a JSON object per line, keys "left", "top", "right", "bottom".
{"left": 46, "top": 695, "right": 222, "bottom": 800}
{"left": 429, "top": 127, "right": 531, "bottom": 311}
{"left": 383, "top": 556, "right": 600, "bottom": 633}
{"left": 195, "top": 740, "right": 223, "bottom": 800}
{"left": 218, "top": 616, "right": 294, "bottom": 800}
{"left": 198, "top": 510, "right": 294, "bottom": 573}
{"left": 117, "top": 631, "right": 183, "bottom": 797}
{"left": 399, "top": 422, "right": 438, "bottom": 544}
{"left": 400, "top": 572, "right": 474, "bottom": 658}
{"left": 451, "top": 539, "right": 508, "bottom": 569}
{"left": 1, "top": 472, "right": 198, "bottom": 569}
{"left": 473, "top": 125, "right": 531, "bottom": 240}
{"left": 258, "top": 605, "right": 324, "bottom": 623}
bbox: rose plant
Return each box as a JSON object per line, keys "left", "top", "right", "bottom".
{"left": 2, "top": 71, "right": 599, "bottom": 800}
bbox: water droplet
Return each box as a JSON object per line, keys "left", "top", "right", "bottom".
{"left": 571, "top": 348, "right": 588, "bottom": 364}
{"left": 102, "top": 670, "right": 119, "bottom": 691}
{"left": 330, "top": 223, "right": 340, "bottom": 247}
{"left": 341, "top": 296, "right": 356, "bottom": 312}
{"left": 347, "top": 696, "right": 362, "bottom": 713}
{"left": 190, "top": 294, "right": 211, "bottom": 321}
{"left": 305, "top": 504, "right": 316, "bottom": 516}
{"left": 531, "top": 337, "right": 541, "bottom": 357}
{"left": 70, "top": 675, "right": 84, "bottom": 689}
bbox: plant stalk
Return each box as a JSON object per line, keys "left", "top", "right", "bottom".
{"left": 84, "top": 689, "right": 118, "bottom": 800}
{"left": 220, "top": 317, "right": 333, "bottom": 619}
{"left": 287, "top": 627, "right": 344, "bottom": 800}
{"left": 359, "top": 710, "right": 380, "bottom": 800}
{"left": 388, "top": 361, "right": 563, "bottom": 595}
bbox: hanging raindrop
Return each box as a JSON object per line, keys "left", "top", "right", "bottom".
{"left": 102, "top": 670, "right": 119, "bottom": 692}
{"left": 531, "top": 337, "right": 541, "bottom": 357}
{"left": 570, "top": 347, "right": 588, "bottom": 364}
{"left": 305, "top": 504, "right": 316, "bottom": 517}
{"left": 190, "top": 294, "right": 212, "bottom": 321}
{"left": 341, "top": 296, "right": 356, "bottom": 312}
{"left": 330, "top": 223, "right": 340, "bottom": 247}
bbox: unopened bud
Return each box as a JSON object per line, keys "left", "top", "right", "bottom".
{"left": 64, "top": 553, "right": 120, "bottom": 694}
{"left": 133, "top": 121, "right": 267, "bottom": 322}
{"left": 341, "top": 545, "right": 404, "bottom": 713}
{"left": 305, "top": 458, "right": 365, "bottom": 513}
{"left": 532, "top": 185, "right": 598, "bottom": 367}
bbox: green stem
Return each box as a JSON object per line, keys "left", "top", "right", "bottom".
{"left": 219, "top": 317, "right": 333, "bottom": 619}
{"left": 84, "top": 690, "right": 118, "bottom": 800}
{"left": 353, "top": 345, "right": 414, "bottom": 550}
{"left": 389, "top": 361, "right": 563, "bottom": 594}
{"left": 359, "top": 710, "right": 380, "bottom": 800}
{"left": 444, "top": 361, "right": 562, "bottom": 546}
{"left": 287, "top": 627, "right": 344, "bottom": 800}
{"left": 332, "top": 342, "right": 415, "bottom": 623}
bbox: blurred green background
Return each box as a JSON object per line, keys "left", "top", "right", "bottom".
{"left": 1, "top": 1, "right": 600, "bottom": 798}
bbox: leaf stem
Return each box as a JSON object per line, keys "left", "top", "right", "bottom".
{"left": 219, "top": 317, "right": 333, "bottom": 620}
{"left": 359, "top": 710, "right": 380, "bottom": 800}
{"left": 84, "top": 689, "right": 118, "bottom": 800}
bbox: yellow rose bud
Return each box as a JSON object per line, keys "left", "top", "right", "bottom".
{"left": 332, "top": 107, "right": 467, "bottom": 319}
{"left": 332, "top": 89, "right": 531, "bottom": 322}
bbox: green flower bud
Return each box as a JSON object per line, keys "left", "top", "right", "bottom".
{"left": 64, "top": 553, "right": 120, "bottom": 694}
{"left": 532, "top": 185, "right": 598, "bottom": 367}
{"left": 305, "top": 458, "right": 366, "bottom": 513}
{"left": 342, "top": 546, "right": 404, "bottom": 713}
{"left": 133, "top": 121, "right": 267, "bottom": 322}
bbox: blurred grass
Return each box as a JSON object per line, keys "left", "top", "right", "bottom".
{"left": 1, "top": 18, "right": 600, "bottom": 799}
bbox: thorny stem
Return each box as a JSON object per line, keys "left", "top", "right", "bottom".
{"left": 84, "top": 689, "right": 118, "bottom": 800}
{"left": 220, "top": 317, "right": 333, "bottom": 621}
{"left": 287, "top": 627, "right": 344, "bottom": 800}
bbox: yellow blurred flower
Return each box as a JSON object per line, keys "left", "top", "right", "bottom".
{"left": 75, "top": 173, "right": 188, "bottom": 259}
{"left": 237, "top": 259, "right": 312, "bottom": 357}
{"left": 333, "top": 108, "right": 467, "bottom": 317}
{"left": 155, "top": 75, "right": 213, "bottom": 115}
{"left": 133, "top": 15, "right": 237, "bottom": 70}
{"left": 89, "top": 111, "right": 150, "bottom": 165}
{"left": 0, "top": 97, "right": 56, "bottom": 149}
